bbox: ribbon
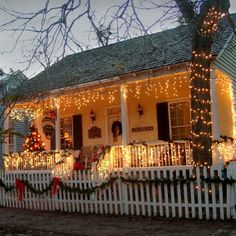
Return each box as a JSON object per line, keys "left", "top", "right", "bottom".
{"left": 52, "top": 177, "right": 60, "bottom": 195}
{"left": 16, "top": 179, "right": 25, "bottom": 202}
{"left": 73, "top": 162, "right": 85, "bottom": 171}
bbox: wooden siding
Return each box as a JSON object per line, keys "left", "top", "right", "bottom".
{"left": 214, "top": 33, "right": 236, "bottom": 131}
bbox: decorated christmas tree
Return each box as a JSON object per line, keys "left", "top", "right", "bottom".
{"left": 23, "top": 125, "right": 45, "bottom": 152}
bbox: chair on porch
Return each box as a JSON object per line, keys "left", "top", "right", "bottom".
{"left": 77, "top": 146, "right": 94, "bottom": 170}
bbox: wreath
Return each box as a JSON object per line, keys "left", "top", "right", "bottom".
{"left": 111, "top": 121, "right": 122, "bottom": 136}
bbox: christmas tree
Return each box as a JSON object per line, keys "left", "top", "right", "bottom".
{"left": 23, "top": 125, "right": 45, "bottom": 152}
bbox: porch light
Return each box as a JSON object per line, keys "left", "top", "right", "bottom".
{"left": 137, "top": 104, "right": 143, "bottom": 117}
{"left": 90, "top": 110, "right": 96, "bottom": 123}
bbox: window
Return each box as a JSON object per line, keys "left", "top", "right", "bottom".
{"left": 169, "top": 101, "right": 191, "bottom": 140}
{"left": 60, "top": 117, "right": 73, "bottom": 149}
{"left": 9, "top": 119, "right": 15, "bottom": 153}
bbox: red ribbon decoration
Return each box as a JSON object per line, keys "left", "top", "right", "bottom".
{"left": 15, "top": 179, "right": 25, "bottom": 202}
{"left": 73, "top": 162, "right": 85, "bottom": 171}
{"left": 52, "top": 177, "right": 60, "bottom": 195}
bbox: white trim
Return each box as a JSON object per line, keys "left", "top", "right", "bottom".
{"left": 210, "top": 68, "right": 220, "bottom": 140}
{"left": 165, "top": 96, "right": 190, "bottom": 103}
{"left": 54, "top": 98, "right": 61, "bottom": 150}
{"left": 168, "top": 100, "right": 191, "bottom": 140}
{"left": 105, "top": 105, "right": 121, "bottom": 145}
{"left": 120, "top": 84, "right": 129, "bottom": 145}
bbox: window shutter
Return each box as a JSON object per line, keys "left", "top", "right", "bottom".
{"left": 50, "top": 133, "right": 55, "bottom": 150}
{"left": 156, "top": 102, "right": 170, "bottom": 141}
{"left": 73, "top": 115, "right": 83, "bottom": 150}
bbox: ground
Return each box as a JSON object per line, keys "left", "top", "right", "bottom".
{"left": 0, "top": 208, "right": 236, "bottom": 236}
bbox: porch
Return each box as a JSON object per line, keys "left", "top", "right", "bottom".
{"left": 3, "top": 68, "right": 235, "bottom": 171}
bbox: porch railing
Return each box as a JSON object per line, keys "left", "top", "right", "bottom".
{"left": 96, "top": 141, "right": 192, "bottom": 173}
{"left": 3, "top": 141, "right": 192, "bottom": 172}
{"left": 3, "top": 150, "right": 74, "bottom": 171}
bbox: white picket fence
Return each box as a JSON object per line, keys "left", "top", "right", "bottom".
{"left": 0, "top": 165, "right": 236, "bottom": 220}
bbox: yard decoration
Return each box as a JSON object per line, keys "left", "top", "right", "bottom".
{"left": 42, "top": 115, "right": 55, "bottom": 139}
{"left": 15, "top": 179, "right": 26, "bottom": 202}
{"left": 73, "top": 162, "right": 85, "bottom": 171}
{"left": 0, "top": 174, "right": 236, "bottom": 202}
{"left": 23, "top": 125, "right": 45, "bottom": 152}
{"left": 111, "top": 121, "right": 122, "bottom": 142}
{"left": 52, "top": 177, "right": 60, "bottom": 195}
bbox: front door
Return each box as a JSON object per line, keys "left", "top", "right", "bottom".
{"left": 73, "top": 114, "right": 83, "bottom": 150}
{"left": 156, "top": 102, "right": 170, "bottom": 141}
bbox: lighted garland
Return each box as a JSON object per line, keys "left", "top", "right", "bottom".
{"left": 0, "top": 175, "right": 236, "bottom": 197}
{"left": 91, "top": 145, "right": 112, "bottom": 166}
{"left": 10, "top": 108, "right": 37, "bottom": 122}
{"left": 12, "top": 73, "right": 189, "bottom": 122}
{"left": 4, "top": 149, "right": 73, "bottom": 171}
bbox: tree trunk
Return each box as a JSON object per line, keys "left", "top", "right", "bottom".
{"left": 190, "top": 33, "right": 213, "bottom": 165}
{"left": 174, "top": 0, "right": 230, "bottom": 166}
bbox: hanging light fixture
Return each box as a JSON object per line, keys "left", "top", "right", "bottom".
{"left": 90, "top": 110, "right": 96, "bottom": 123}
{"left": 137, "top": 104, "right": 143, "bottom": 117}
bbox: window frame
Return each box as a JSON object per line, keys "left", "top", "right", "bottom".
{"left": 168, "top": 100, "right": 191, "bottom": 141}
{"left": 60, "top": 116, "right": 73, "bottom": 150}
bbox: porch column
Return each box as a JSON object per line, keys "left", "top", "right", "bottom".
{"left": 54, "top": 98, "right": 61, "bottom": 150}
{"left": 210, "top": 68, "right": 221, "bottom": 165}
{"left": 3, "top": 107, "right": 10, "bottom": 155}
{"left": 120, "top": 84, "right": 129, "bottom": 145}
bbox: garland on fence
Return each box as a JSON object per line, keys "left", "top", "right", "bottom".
{"left": 0, "top": 175, "right": 236, "bottom": 202}
{"left": 120, "top": 176, "right": 236, "bottom": 185}
{"left": 0, "top": 176, "right": 119, "bottom": 201}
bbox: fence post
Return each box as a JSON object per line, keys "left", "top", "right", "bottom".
{"left": 0, "top": 168, "right": 5, "bottom": 207}
{"left": 120, "top": 168, "right": 129, "bottom": 215}
{"left": 227, "top": 161, "right": 236, "bottom": 219}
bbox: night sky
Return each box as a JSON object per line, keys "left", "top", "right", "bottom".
{"left": 0, "top": 0, "right": 236, "bottom": 78}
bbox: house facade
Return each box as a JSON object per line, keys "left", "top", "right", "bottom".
{"left": 0, "top": 71, "right": 29, "bottom": 165}
{"left": 4, "top": 14, "right": 236, "bottom": 169}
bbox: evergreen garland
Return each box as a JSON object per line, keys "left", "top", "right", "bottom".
{"left": 0, "top": 175, "right": 235, "bottom": 197}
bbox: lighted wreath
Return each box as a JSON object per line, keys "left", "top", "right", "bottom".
{"left": 111, "top": 121, "right": 122, "bottom": 135}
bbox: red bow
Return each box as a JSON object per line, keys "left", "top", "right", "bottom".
{"left": 16, "top": 179, "right": 25, "bottom": 202}
{"left": 73, "top": 162, "right": 85, "bottom": 171}
{"left": 52, "top": 177, "right": 60, "bottom": 195}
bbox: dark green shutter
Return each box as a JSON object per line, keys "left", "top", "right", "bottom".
{"left": 73, "top": 115, "right": 83, "bottom": 150}
{"left": 156, "top": 102, "right": 170, "bottom": 141}
{"left": 50, "top": 133, "right": 55, "bottom": 150}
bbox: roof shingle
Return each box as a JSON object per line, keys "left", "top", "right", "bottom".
{"left": 23, "top": 14, "right": 236, "bottom": 96}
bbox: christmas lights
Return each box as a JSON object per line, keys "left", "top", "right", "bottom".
{"left": 10, "top": 73, "right": 189, "bottom": 122}
{"left": 23, "top": 125, "right": 45, "bottom": 152}
{"left": 4, "top": 150, "right": 73, "bottom": 171}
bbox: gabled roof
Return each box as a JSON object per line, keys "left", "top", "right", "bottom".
{"left": 23, "top": 14, "right": 236, "bottom": 96}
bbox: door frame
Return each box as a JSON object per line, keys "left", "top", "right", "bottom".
{"left": 105, "top": 105, "right": 121, "bottom": 145}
